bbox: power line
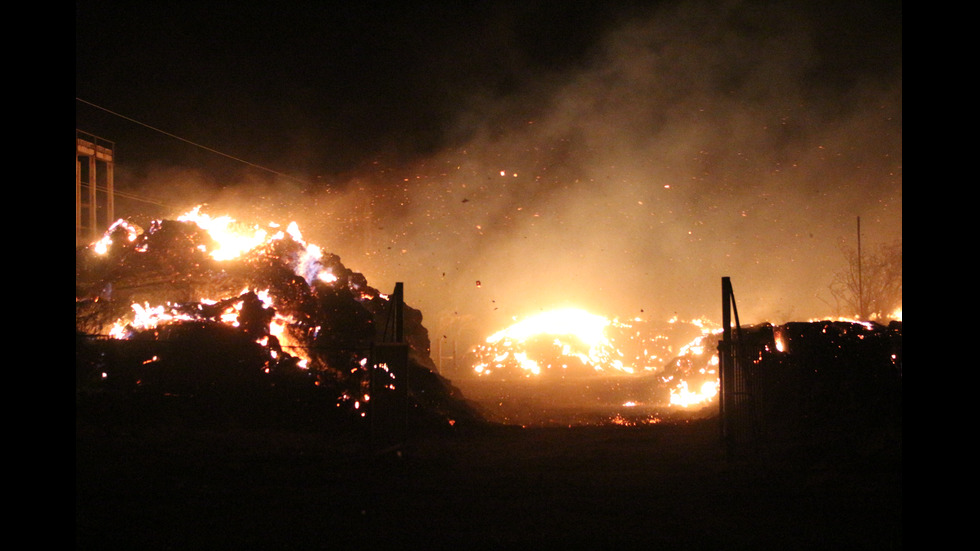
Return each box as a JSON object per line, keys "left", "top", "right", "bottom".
{"left": 75, "top": 97, "right": 312, "bottom": 185}
{"left": 80, "top": 183, "right": 170, "bottom": 208}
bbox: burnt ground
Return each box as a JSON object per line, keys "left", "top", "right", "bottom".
{"left": 76, "top": 397, "right": 902, "bottom": 550}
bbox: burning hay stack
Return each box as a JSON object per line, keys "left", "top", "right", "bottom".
{"left": 75, "top": 209, "right": 482, "bottom": 432}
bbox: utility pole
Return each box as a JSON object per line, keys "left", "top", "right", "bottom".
{"left": 857, "top": 216, "right": 864, "bottom": 320}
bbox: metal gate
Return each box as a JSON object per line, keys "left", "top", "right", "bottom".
{"left": 718, "top": 277, "right": 760, "bottom": 459}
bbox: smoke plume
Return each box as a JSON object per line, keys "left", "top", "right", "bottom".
{"left": 84, "top": 1, "right": 902, "bottom": 357}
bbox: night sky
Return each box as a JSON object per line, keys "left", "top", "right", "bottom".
{"left": 76, "top": 1, "right": 902, "bottom": 351}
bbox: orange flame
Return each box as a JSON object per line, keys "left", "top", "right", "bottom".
{"left": 472, "top": 308, "right": 722, "bottom": 407}
{"left": 96, "top": 207, "right": 356, "bottom": 369}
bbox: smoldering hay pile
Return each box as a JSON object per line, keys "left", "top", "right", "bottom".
{"left": 75, "top": 212, "right": 484, "bottom": 431}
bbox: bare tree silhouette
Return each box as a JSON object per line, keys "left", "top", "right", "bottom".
{"left": 830, "top": 239, "right": 902, "bottom": 321}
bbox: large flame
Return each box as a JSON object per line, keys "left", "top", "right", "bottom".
{"left": 175, "top": 206, "right": 329, "bottom": 286}
{"left": 472, "top": 307, "right": 722, "bottom": 409}
{"left": 93, "top": 207, "right": 365, "bottom": 370}
{"left": 93, "top": 219, "right": 140, "bottom": 254}
{"left": 486, "top": 308, "right": 611, "bottom": 347}
{"left": 474, "top": 308, "right": 630, "bottom": 377}
{"left": 177, "top": 206, "right": 270, "bottom": 261}
{"left": 668, "top": 379, "right": 720, "bottom": 407}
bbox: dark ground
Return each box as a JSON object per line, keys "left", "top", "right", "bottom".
{"left": 76, "top": 396, "right": 901, "bottom": 551}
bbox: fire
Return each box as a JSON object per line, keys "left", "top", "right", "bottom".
{"left": 90, "top": 206, "right": 376, "bottom": 374}
{"left": 106, "top": 287, "right": 313, "bottom": 369}
{"left": 668, "top": 379, "right": 720, "bottom": 407}
{"left": 93, "top": 219, "right": 140, "bottom": 254}
{"left": 172, "top": 207, "right": 331, "bottom": 287}
{"left": 169, "top": 207, "right": 330, "bottom": 286}
{"left": 471, "top": 308, "right": 722, "bottom": 408}
{"left": 474, "top": 308, "right": 629, "bottom": 377}
{"left": 177, "top": 206, "right": 270, "bottom": 261}
{"left": 487, "top": 308, "right": 610, "bottom": 348}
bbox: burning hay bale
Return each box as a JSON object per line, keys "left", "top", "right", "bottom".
{"left": 768, "top": 320, "right": 903, "bottom": 433}
{"left": 75, "top": 211, "right": 482, "bottom": 432}
{"left": 463, "top": 311, "right": 724, "bottom": 419}
{"left": 457, "top": 305, "right": 901, "bottom": 431}
{"left": 710, "top": 318, "right": 903, "bottom": 458}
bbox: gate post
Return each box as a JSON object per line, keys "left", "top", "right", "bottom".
{"left": 719, "top": 277, "right": 735, "bottom": 459}
{"left": 370, "top": 282, "right": 410, "bottom": 449}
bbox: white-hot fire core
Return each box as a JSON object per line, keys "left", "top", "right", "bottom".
{"left": 472, "top": 308, "right": 722, "bottom": 409}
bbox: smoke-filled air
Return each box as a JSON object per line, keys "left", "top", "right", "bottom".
{"left": 77, "top": 1, "right": 902, "bottom": 362}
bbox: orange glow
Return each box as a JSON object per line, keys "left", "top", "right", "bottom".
{"left": 474, "top": 308, "right": 629, "bottom": 377}
{"left": 177, "top": 206, "right": 270, "bottom": 261}
{"left": 486, "top": 308, "right": 610, "bottom": 348}
{"left": 95, "top": 207, "right": 367, "bottom": 372}
{"left": 668, "top": 379, "right": 719, "bottom": 407}
{"left": 472, "top": 308, "right": 722, "bottom": 407}
{"left": 93, "top": 219, "right": 140, "bottom": 255}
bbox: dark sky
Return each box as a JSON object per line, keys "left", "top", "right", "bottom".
{"left": 76, "top": 1, "right": 902, "bottom": 350}
{"left": 76, "top": 2, "right": 636, "bottom": 175}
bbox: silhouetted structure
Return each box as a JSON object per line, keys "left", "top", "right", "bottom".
{"left": 76, "top": 130, "right": 114, "bottom": 247}
{"left": 719, "top": 277, "right": 758, "bottom": 459}
{"left": 369, "top": 282, "right": 411, "bottom": 448}
{"left": 718, "top": 278, "right": 902, "bottom": 461}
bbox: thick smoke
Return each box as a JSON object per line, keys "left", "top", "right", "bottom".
{"left": 303, "top": 2, "right": 902, "bottom": 354}
{"left": 90, "top": 1, "right": 902, "bottom": 361}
